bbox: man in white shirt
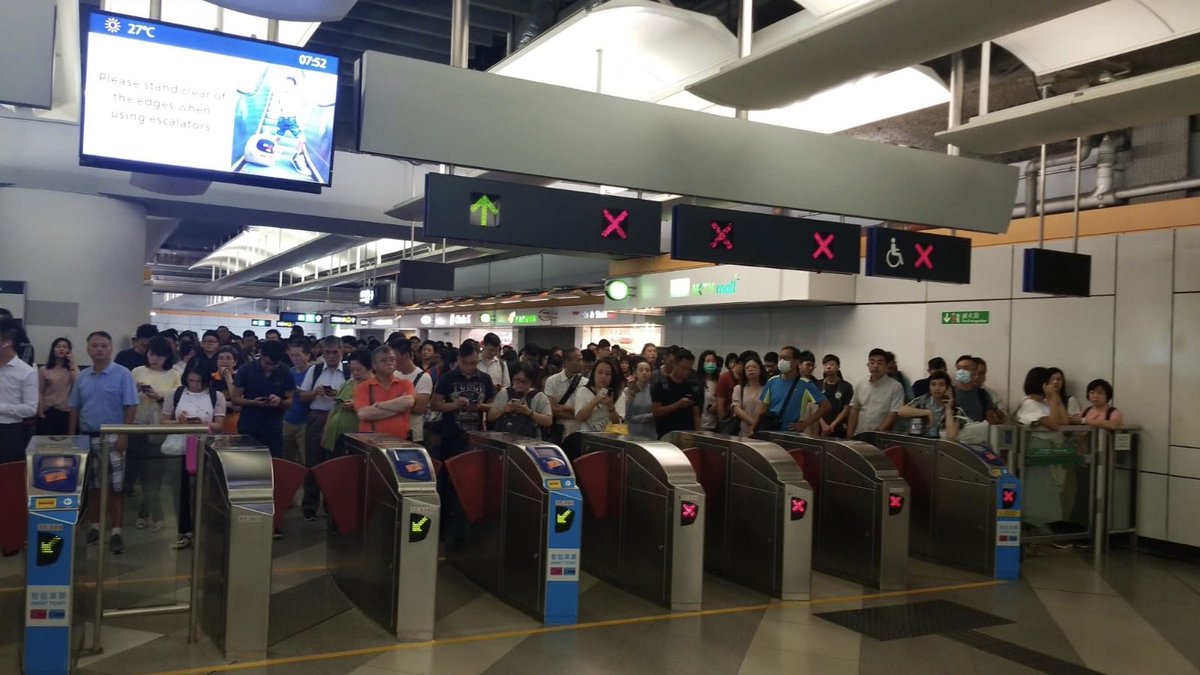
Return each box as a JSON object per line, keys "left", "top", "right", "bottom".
{"left": 390, "top": 338, "right": 432, "bottom": 443}
{"left": 543, "top": 347, "right": 587, "bottom": 442}
{"left": 0, "top": 319, "right": 38, "bottom": 463}
{"left": 479, "top": 333, "right": 511, "bottom": 390}
{"left": 298, "top": 336, "right": 350, "bottom": 520}
{"left": 847, "top": 348, "right": 905, "bottom": 437}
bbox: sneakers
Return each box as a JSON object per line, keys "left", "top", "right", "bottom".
{"left": 303, "top": 512, "right": 317, "bottom": 522}
{"left": 109, "top": 532, "right": 124, "bottom": 555}
{"left": 273, "top": 528, "right": 283, "bottom": 540}
{"left": 171, "top": 534, "right": 193, "bottom": 550}
{"left": 1051, "top": 541, "right": 1074, "bottom": 550}
{"left": 136, "top": 518, "right": 148, "bottom": 529}
{"left": 87, "top": 528, "right": 100, "bottom": 546}
{"left": 150, "top": 520, "right": 164, "bottom": 532}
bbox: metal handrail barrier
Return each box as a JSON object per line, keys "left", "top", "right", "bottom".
{"left": 1092, "top": 426, "right": 1140, "bottom": 568}
{"left": 91, "top": 424, "right": 215, "bottom": 655}
{"left": 1014, "top": 424, "right": 1096, "bottom": 546}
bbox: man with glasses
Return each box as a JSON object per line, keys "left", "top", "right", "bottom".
{"left": 544, "top": 347, "right": 587, "bottom": 443}
{"left": 298, "top": 337, "right": 350, "bottom": 520}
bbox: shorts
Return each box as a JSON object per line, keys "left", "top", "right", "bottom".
{"left": 86, "top": 434, "right": 126, "bottom": 493}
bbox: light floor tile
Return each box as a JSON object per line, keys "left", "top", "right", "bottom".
{"left": 77, "top": 624, "right": 163, "bottom": 668}
{"left": 362, "top": 636, "right": 526, "bottom": 675}
{"left": 736, "top": 646, "right": 859, "bottom": 675}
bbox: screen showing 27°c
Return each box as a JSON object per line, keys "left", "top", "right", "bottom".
{"left": 81, "top": 11, "right": 339, "bottom": 188}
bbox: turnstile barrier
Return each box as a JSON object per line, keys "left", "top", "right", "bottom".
{"left": 198, "top": 436, "right": 274, "bottom": 661}
{"left": 444, "top": 432, "right": 582, "bottom": 625}
{"left": 858, "top": 433, "right": 1021, "bottom": 579}
{"left": 318, "top": 433, "right": 440, "bottom": 641}
{"left": 754, "top": 431, "right": 908, "bottom": 590}
{"left": 22, "top": 436, "right": 92, "bottom": 675}
{"left": 665, "top": 431, "right": 812, "bottom": 600}
{"left": 564, "top": 433, "right": 703, "bottom": 611}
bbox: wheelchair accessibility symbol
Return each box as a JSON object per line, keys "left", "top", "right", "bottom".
{"left": 886, "top": 237, "right": 905, "bottom": 268}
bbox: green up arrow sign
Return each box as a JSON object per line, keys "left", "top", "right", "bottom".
{"left": 469, "top": 193, "right": 501, "bottom": 228}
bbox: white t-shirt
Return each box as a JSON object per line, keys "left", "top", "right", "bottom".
{"left": 480, "top": 356, "right": 511, "bottom": 389}
{"left": 491, "top": 388, "right": 552, "bottom": 418}
{"left": 161, "top": 388, "right": 227, "bottom": 425}
{"left": 544, "top": 371, "right": 587, "bottom": 438}
{"left": 850, "top": 375, "right": 905, "bottom": 432}
{"left": 299, "top": 361, "right": 351, "bottom": 413}
{"left": 395, "top": 367, "right": 433, "bottom": 442}
{"left": 573, "top": 387, "right": 627, "bottom": 432}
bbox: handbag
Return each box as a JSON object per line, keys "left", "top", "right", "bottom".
{"left": 757, "top": 378, "right": 801, "bottom": 432}
{"left": 161, "top": 434, "right": 188, "bottom": 456}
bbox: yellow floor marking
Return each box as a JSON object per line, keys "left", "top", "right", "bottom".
{"left": 147, "top": 579, "right": 1005, "bottom": 675}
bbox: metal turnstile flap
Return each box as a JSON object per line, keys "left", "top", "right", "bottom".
{"left": 205, "top": 436, "right": 273, "bottom": 503}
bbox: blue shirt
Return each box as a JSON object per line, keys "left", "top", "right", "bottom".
{"left": 69, "top": 362, "right": 138, "bottom": 433}
{"left": 760, "top": 375, "right": 825, "bottom": 428}
{"left": 283, "top": 367, "right": 309, "bottom": 424}
{"left": 234, "top": 360, "right": 296, "bottom": 430}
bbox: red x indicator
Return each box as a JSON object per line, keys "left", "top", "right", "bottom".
{"left": 601, "top": 209, "right": 629, "bottom": 239}
{"left": 680, "top": 500, "right": 699, "bottom": 526}
{"left": 790, "top": 497, "right": 808, "bottom": 520}
{"left": 888, "top": 493, "right": 905, "bottom": 515}
{"left": 710, "top": 221, "right": 733, "bottom": 250}
{"left": 813, "top": 232, "right": 835, "bottom": 260}
{"left": 1002, "top": 488, "right": 1016, "bottom": 507}
{"left": 914, "top": 243, "right": 934, "bottom": 269}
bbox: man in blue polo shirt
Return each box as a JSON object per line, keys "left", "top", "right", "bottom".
{"left": 754, "top": 345, "right": 830, "bottom": 433}
{"left": 69, "top": 331, "right": 139, "bottom": 554}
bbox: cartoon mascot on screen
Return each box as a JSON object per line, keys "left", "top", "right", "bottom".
{"left": 240, "top": 70, "right": 317, "bottom": 180}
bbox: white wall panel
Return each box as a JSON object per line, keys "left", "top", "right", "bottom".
{"left": 924, "top": 300, "right": 1014, "bottom": 410}
{"left": 1114, "top": 230, "right": 1175, "bottom": 473}
{"left": 1175, "top": 226, "right": 1200, "bottom": 292}
{"left": 1170, "top": 446, "right": 1200, "bottom": 480}
{"left": 767, "top": 306, "right": 825, "bottom": 356}
{"left": 1138, "top": 472, "right": 1169, "bottom": 541}
{"left": 927, "top": 246, "right": 1014, "bottom": 302}
{"left": 824, "top": 304, "right": 926, "bottom": 384}
{"left": 1008, "top": 296, "right": 1115, "bottom": 406}
{"left": 855, "top": 259, "right": 929, "bottom": 304}
{"left": 721, "top": 307, "right": 774, "bottom": 357}
{"left": 1012, "top": 236, "right": 1117, "bottom": 298}
{"left": 1167, "top": 477, "right": 1200, "bottom": 547}
{"left": 1170, "top": 293, "right": 1200, "bottom": 448}
{"left": 678, "top": 311, "right": 722, "bottom": 354}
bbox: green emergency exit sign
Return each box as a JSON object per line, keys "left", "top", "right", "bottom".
{"left": 941, "top": 311, "right": 990, "bottom": 325}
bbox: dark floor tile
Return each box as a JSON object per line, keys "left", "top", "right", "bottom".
{"left": 817, "top": 600, "right": 1012, "bottom": 641}
{"left": 268, "top": 574, "right": 353, "bottom": 646}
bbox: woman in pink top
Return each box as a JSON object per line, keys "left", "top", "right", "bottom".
{"left": 37, "top": 337, "right": 78, "bottom": 435}
{"left": 1080, "top": 379, "right": 1123, "bottom": 431}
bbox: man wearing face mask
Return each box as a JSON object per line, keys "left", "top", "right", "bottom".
{"left": 953, "top": 355, "right": 1000, "bottom": 424}
{"left": 754, "top": 346, "right": 829, "bottom": 433}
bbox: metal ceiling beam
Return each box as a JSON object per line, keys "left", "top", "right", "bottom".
{"left": 307, "top": 35, "right": 449, "bottom": 63}
{"left": 319, "top": 21, "right": 453, "bottom": 55}
{"left": 193, "top": 234, "right": 368, "bottom": 294}
{"left": 347, "top": 4, "right": 496, "bottom": 45}
{"left": 266, "top": 246, "right": 502, "bottom": 297}
{"left": 152, "top": 282, "right": 361, "bottom": 303}
{"left": 356, "top": 0, "right": 514, "bottom": 33}
{"left": 686, "top": 0, "right": 1109, "bottom": 109}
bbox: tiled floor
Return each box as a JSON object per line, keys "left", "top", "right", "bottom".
{"left": 2, "top": 506, "right": 1199, "bottom": 675}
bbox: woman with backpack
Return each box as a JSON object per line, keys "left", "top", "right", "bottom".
{"left": 574, "top": 358, "right": 626, "bottom": 432}
{"left": 488, "top": 362, "right": 552, "bottom": 437}
{"left": 162, "top": 362, "right": 226, "bottom": 550}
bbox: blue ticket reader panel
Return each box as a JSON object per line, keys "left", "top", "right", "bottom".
{"left": 967, "top": 444, "right": 1021, "bottom": 580}
{"left": 527, "top": 445, "right": 582, "bottom": 626}
{"left": 23, "top": 438, "right": 91, "bottom": 675}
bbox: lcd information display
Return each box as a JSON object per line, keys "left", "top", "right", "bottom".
{"left": 81, "top": 11, "right": 339, "bottom": 190}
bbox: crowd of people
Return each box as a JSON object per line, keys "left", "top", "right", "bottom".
{"left": 0, "top": 314, "right": 1125, "bottom": 556}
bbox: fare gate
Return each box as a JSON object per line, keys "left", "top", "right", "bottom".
{"left": 664, "top": 431, "right": 812, "bottom": 600}
{"left": 444, "top": 433, "right": 582, "bottom": 625}
{"left": 564, "top": 433, "right": 704, "bottom": 611}
{"left": 317, "top": 434, "right": 440, "bottom": 641}
{"left": 858, "top": 433, "right": 1021, "bottom": 579}
{"left": 198, "top": 436, "right": 274, "bottom": 661}
{"left": 22, "top": 436, "right": 92, "bottom": 675}
{"left": 753, "top": 431, "right": 908, "bottom": 591}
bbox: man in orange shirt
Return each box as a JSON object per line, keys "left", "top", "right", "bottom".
{"left": 354, "top": 347, "right": 416, "bottom": 439}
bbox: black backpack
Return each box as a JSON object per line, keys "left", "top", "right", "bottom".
{"left": 312, "top": 360, "right": 352, "bottom": 383}
{"left": 495, "top": 388, "right": 539, "bottom": 438}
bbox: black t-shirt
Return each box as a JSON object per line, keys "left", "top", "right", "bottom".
{"left": 651, "top": 377, "right": 702, "bottom": 438}
{"left": 821, "top": 379, "right": 854, "bottom": 428}
{"left": 233, "top": 360, "right": 297, "bottom": 430}
{"left": 115, "top": 348, "right": 147, "bottom": 372}
{"left": 435, "top": 369, "right": 496, "bottom": 436}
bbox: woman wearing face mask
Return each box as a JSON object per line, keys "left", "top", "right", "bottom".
{"left": 574, "top": 358, "right": 626, "bottom": 432}
{"left": 898, "top": 371, "right": 959, "bottom": 440}
{"left": 696, "top": 350, "right": 722, "bottom": 431}
{"left": 129, "top": 337, "right": 181, "bottom": 531}
{"left": 624, "top": 356, "right": 657, "bottom": 440}
{"left": 732, "top": 353, "right": 766, "bottom": 431}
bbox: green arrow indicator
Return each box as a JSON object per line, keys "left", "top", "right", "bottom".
{"left": 470, "top": 194, "right": 500, "bottom": 227}
{"left": 411, "top": 515, "right": 430, "bottom": 534}
{"left": 556, "top": 509, "right": 573, "bottom": 526}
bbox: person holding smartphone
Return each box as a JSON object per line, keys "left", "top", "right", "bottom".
{"left": 574, "top": 358, "right": 626, "bottom": 432}
{"left": 298, "top": 337, "right": 351, "bottom": 521}
{"left": 651, "top": 348, "right": 703, "bottom": 438}
{"left": 129, "top": 337, "right": 180, "bottom": 531}
{"left": 162, "top": 363, "right": 226, "bottom": 550}
{"left": 897, "top": 370, "right": 960, "bottom": 440}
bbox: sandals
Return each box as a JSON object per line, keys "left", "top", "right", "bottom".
{"left": 171, "top": 534, "right": 193, "bottom": 550}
